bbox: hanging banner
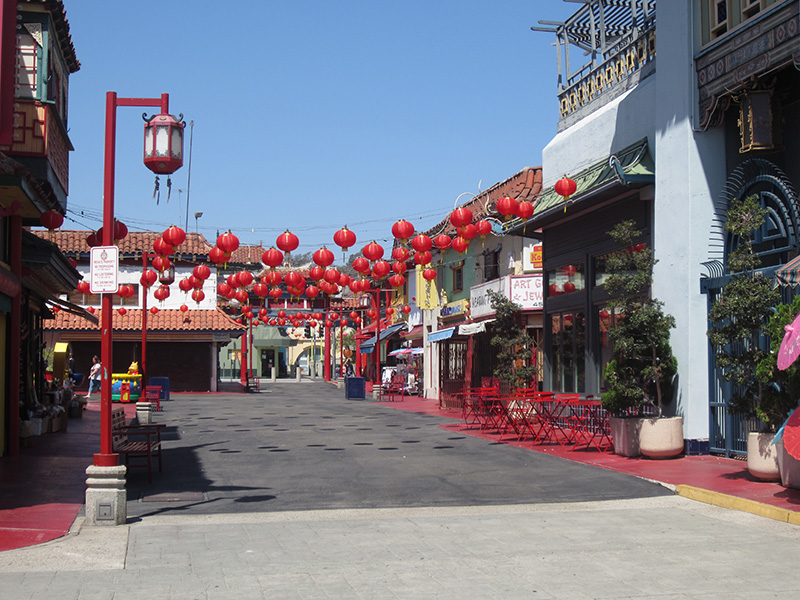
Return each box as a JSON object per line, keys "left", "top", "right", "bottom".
{"left": 415, "top": 265, "right": 438, "bottom": 309}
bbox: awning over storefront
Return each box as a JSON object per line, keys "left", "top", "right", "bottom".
{"left": 427, "top": 327, "right": 456, "bottom": 343}
{"left": 359, "top": 322, "right": 407, "bottom": 353}
{"left": 458, "top": 319, "right": 494, "bottom": 336}
{"left": 776, "top": 255, "right": 800, "bottom": 287}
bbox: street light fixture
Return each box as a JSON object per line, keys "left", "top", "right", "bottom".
{"left": 194, "top": 211, "right": 203, "bottom": 233}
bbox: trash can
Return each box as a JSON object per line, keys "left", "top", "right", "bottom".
{"left": 344, "top": 376, "right": 365, "bottom": 400}
{"left": 149, "top": 377, "right": 170, "bottom": 402}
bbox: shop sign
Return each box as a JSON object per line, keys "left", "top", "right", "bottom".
{"left": 510, "top": 274, "right": 543, "bottom": 310}
{"left": 470, "top": 278, "right": 508, "bottom": 319}
{"left": 89, "top": 246, "right": 119, "bottom": 294}
{"left": 415, "top": 265, "right": 439, "bottom": 309}
{"left": 440, "top": 299, "right": 469, "bottom": 319}
{"left": 523, "top": 239, "right": 543, "bottom": 272}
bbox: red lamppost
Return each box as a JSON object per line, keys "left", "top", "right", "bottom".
{"left": 96, "top": 92, "right": 184, "bottom": 468}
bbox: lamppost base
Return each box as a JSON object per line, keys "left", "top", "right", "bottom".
{"left": 93, "top": 453, "right": 120, "bottom": 467}
{"left": 85, "top": 464, "right": 127, "bottom": 526}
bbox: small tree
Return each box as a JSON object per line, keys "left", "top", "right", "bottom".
{"left": 601, "top": 220, "right": 677, "bottom": 417}
{"left": 487, "top": 289, "right": 537, "bottom": 388}
{"left": 707, "top": 194, "right": 781, "bottom": 427}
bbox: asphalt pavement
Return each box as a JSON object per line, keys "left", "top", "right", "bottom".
{"left": 2, "top": 381, "right": 800, "bottom": 599}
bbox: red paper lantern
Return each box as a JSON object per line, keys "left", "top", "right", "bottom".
{"left": 362, "top": 241, "right": 384, "bottom": 262}
{"left": 313, "top": 247, "right": 335, "bottom": 268}
{"left": 329, "top": 312, "right": 340, "bottom": 321}
{"left": 460, "top": 223, "right": 477, "bottom": 240}
{"left": 392, "top": 219, "right": 415, "bottom": 242}
{"left": 349, "top": 311, "right": 359, "bottom": 320}
{"left": 517, "top": 200, "right": 534, "bottom": 220}
{"left": 338, "top": 272, "right": 351, "bottom": 287}
{"left": 117, "top": 307, "right": 127, "bottom": 316}
{"left": 411, "top": 234, "right": 432, "bottom": 253}
{"left": 193, "top": 264, "right": 211, "bottom": 281}
{"left": 563, "top": 265, "right": 577, "bottom": 277}
{"left": 177, "top": 278, "right": 192, "bottom": 293}
{"left": 150, "top": 306, "right": 159, "bottom": 315}
{"left": 422, "top": 268, "right": 437, "bottom": 281}
{"left": 352, "top": 256, "right": 371, "bottom": 274}
{"left": 154, "top": 285, "right": 170, "bottom": 301}
{"left": 414, "top": 250, "right": 432, "bottom": 266}
{"left": 276, "top": 230, "right": 299, "bottom": 253}
{"left": 86, "top": 232, "right": 100, "bottom": 248}
{"left": 392, "top": 261, "right": 408, "bottom": 275}
{"left": 496, "top": 196, "right": 518, "bottom": 220}
{"left": 140, "top": 270, "right": 158, "bottom": 288}
{"left": 117, "top": 284, "right": 135, "bottom": 298}
{"left": 113, "top": 220, "right": 128, "bottom": 241}
{"left": 563, "top": 281, "right": 576, "bottom": 293}
{"left": 191, "top": 289, "right": 205, "bottom": 303}
{"left": 237, "top": 271, "right": 254, "bottom": 287}
{"left": 228, "top": 273, "right": 241, "bottom": 288}
{"left": 434, "top": 234, "right": 452, "bottom": 250}
{"left": 234, "top": 289, "right": 249, "bottom": 303}
{"left": 217, "top": 282, "right": 232, "bottom": 297}
{"left": 152, "top": 255, "right": 171, "bottom": 273}
{"left": 285, "top": 271, "right": 304, "bottom": 288}
{"left": 323, "top": 268, "right": 340, "bottom": 284}
{"left": 209, "top": 246, "right": 231, "bottom": 266}
{"left": 263, "top": 271, "right": 282, "bottom": 286}
{"left": 392, "top": 247, "right": 411, "bottom": 262}
{"left": 153, "top": 238, "right": 173, "bottom": 256}
{"left": 163, "top": 225, "right": 186, "bottom": 247}
{"left": 333, "top": 226, "right": 357, "bottom": 252}
{"left": 217, "top": 231, "right": 240, "bottom": 254}
{"left": 451, "top": 237, "right": 469, "bottom": 254}
{"left": 40, "top": 210, "right": 64, "bottom": 231}
{"left": 385, "top": 307, "right": 394, "bottom": 316}
{"left": 450, "top": 207, "right": 472, "bottom": 229}
{"left": 259, "top": 248, "right": 281, "bottom": 269}
{"left": 388, "top": 274, "right": 406, "bottom": 288}
{"left": 372, "top": 260, "right": 390, "bottom": 279}
{"left": 77, "top": 280, "right": 91, "bottom": 294}
{"left": 180, "top": 304, "right": 189, "bottom": 313}
{"left": 476, "top": 220, "right": 492, "bottom": 237}
{"left": 555, "top": 176, "right": 577, "bottom": 212}
{"left": 269, "top": 288, "right": 283, "bottom": 299}
{"left": 305, "top": 285, "right": 320, "bottom": 298}
{"left": 253, "top": 282, "right": 269, "bottom": 297}
{"left": 402, "top": 305, "right": 411, "bottom": 314}
{"left": 549, "top": 284, "right": 560, "bottom": 296}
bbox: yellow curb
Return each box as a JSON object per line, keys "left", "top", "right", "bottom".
{"left": 676, "top": 484, "right": 800, "bottom": 526}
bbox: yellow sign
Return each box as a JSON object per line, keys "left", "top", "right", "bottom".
{"left": 531, "top": 244, "right": 543, "bottom": 270}
{"left": 416, "top": 265, "right": 438, "bottom": 309}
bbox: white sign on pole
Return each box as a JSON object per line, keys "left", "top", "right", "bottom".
{"left": 89, "top": 246, "right": 119, "bottom": 294}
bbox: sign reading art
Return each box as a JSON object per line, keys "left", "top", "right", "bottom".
{"left": 470, "top": 275, "right": 543, "bottom": 319}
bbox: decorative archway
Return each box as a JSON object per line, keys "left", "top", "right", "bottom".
{"left": 709, "top": 158, "right": 799, "bottom": 269}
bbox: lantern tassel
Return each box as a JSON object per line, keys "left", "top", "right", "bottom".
{"left": 153, "top": 176, "right": 161, "bottom": 205}
{"left": 166, "top": 176, "right": 172, "bottom": 203}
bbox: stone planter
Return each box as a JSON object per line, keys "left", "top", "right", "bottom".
{"left": 609, "top": 416, "right": 642, "bottom": 457}
{"left": 746, "top": 432, "right": 780, "bottom": 481}
{"left": 136, "top": 401, "right": 153, "bottom": 425}
{"left": 639, "top": 416, "right": 684, "bottom": 459}
{"left": 776, "top": 439, "right": 800, "bottom": 489}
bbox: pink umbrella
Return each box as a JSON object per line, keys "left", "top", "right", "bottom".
{"left": 782, "top": 408, "right": 800, "bottom": 460}
{"left": 777, "top": 311, "right": 800, "bottom": 370}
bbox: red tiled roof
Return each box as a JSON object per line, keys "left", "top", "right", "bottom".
{"left": 44, "top": 307, "right": 245, "bottom": 332}
{"left": 34, "top": 230, "right": 265, "bottom": 267}
{"left": 424, "top": 167, "right": 543, "bottom": 236}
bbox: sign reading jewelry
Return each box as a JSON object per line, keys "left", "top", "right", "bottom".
{"left": 470, "top": 275, "right": 542, "bottom": 319}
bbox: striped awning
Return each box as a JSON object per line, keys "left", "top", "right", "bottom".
{"left": 776, "top": 256, "right": 800, "bottom": 287}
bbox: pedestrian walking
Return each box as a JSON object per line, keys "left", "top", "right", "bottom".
{"left": 86, "top": 355, "right": 101, "bottom": 399}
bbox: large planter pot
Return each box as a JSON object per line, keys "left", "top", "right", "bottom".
{"left": 639, "top": 416, "right": 684, "bottom": 459}
{"left": 609, "top": 416, "right": 642, "bottom": 457}
{"left": 776, "top": 439, "right": 800, "bottom": 489}
{"left": 747, "top": 432, "right": 780, "bottom": 481}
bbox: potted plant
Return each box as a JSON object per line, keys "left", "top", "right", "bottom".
{"left": 707, "top": 194, "right": 782, "bottom": 480}
{"left": 487, "top": 289, "right": 538, "bottom": 389}
{"left": 601, "top": 220, "right": 680, "bottom": 458}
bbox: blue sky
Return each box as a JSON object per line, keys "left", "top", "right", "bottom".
{"left": 63, "top": 1, "right": 575, "bottom": 255}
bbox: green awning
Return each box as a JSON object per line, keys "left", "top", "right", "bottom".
{"left": 504, "top": 138, "right": 654, "bottom": 232}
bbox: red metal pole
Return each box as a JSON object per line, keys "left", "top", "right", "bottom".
{"left": 96, "top": 92, "right": 170, "bottom": 467}
{"left": 240, "top": 328, "right": 247, "bottom": 385}
{"left": 141, "top": 251, "right": 148, "bottom": 385}
{"left": 249, "top": 317, "right": 253, "bottom": 379}
{"left": 323, "top": 322, "right": 331, "bottom": 381}
{"left": 8, "top": 214, "right": 21, "bottom": 455}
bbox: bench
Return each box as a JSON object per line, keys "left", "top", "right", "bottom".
{"left": 382, "top": 373, "right": 406, "bottom": 401}
{"left": 111, "top": 407, "right": 164, "bottom": 483}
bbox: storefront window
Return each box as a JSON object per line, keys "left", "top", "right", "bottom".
{"left": 550, "top": 310, "right": 586, "bottom": 393}
{"left": 547, "top": 262, "right": 585, "bottom": 296}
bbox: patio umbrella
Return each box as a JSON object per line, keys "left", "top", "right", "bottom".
{"left": 777, "top": 310, "right": 800, "bottom": 370}
{"left": 782, "top": 408, "right": 800, "bottom": 460}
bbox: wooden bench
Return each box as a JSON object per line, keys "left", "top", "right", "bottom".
{"left": 111, "top": 407, "right": 164, "bottom": 483}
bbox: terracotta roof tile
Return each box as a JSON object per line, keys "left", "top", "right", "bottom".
{"left": 44, "top": 307, "right": 245, "bottom": 333}
{"left": 34, "top": 230, "right": 266, "bottom": 267}
{"left": 424, "top": 167, "right": 543, "bottom": 236}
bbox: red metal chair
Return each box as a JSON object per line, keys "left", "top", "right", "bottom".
{"left": 145, "top": 385, "right": 162, "bottom": 412}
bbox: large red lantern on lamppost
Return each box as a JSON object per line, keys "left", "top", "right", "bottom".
{"left": 96, "top": 92, "right": 184, "bottom": 478}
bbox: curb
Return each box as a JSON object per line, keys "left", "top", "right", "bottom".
{"left": 676, "top": 484, "right": 800, "bottom": 525}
